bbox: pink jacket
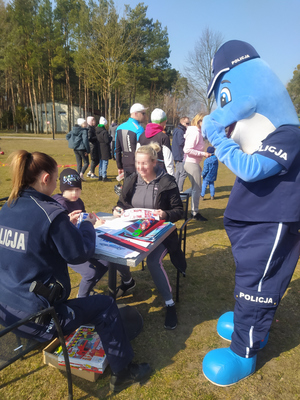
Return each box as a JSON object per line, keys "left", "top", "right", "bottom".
{"left": 183, "top": 126, "right": 206, "bottom": 164}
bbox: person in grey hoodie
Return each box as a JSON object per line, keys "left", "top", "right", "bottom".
{"left": 66, "top": 118, "right": 90, "bottom": 180}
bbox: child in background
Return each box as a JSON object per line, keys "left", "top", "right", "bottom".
{"left": 53, "top": 168, "right": 108, "bottom": 297}
{"left": 201, "top": 146, "right": 219, "bottom": 200}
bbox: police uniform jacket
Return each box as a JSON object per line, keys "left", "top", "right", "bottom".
{"left": 225, "top": 125, "right": 300, "bottom": 222}
{"left": 0, "top": 187, "right": 96, "bottom": 313}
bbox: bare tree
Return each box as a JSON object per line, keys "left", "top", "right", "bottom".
{"left": 185, "top": 28, "right": 224, "bottom": 114}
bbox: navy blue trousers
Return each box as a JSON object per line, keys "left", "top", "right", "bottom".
{"left": 224, "top": 217, "right": 300, "bottom": 358}
{"left": 0, "top": 295, "right": 134, "bottom": 373}
{"left": 69, "top": 260, "right": 108, "bottom": 297}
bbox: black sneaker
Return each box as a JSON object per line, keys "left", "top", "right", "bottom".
{"left": 116, "top": 279, "right": 136, "bottom": 298}
{"left": 102, "top": 177, "right": 111, "bottom": 182}
{"left": 110, "top": 362, "right": 151, "bottom": 392}
{"left": 191, "top": 212, "right": 208, "bottom": 221}
{"left": 98, "top": 176, "right": 103, "bottom": 181}
{"left": 164, "top": 304, "right": 177, "bottom": 330}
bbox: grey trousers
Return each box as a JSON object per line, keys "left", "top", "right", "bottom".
{"left": 184, "top": 161, "right": 202, "bottom": 215}
{"left": 117, "top": 243, "right": 173, "bottom": 302}
{"left": 175, "top": 161, "right": 187, "bottom": 192}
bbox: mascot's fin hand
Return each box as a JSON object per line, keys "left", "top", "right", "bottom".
{"left": 216, "top": 138, "right": 283, "bottom": 182}
{"left": 202, "top": 115, "right": 226, "bottom": 145}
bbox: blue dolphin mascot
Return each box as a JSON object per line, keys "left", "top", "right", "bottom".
{"left": 202, "top": 40, "right": 300, "bottom": 386}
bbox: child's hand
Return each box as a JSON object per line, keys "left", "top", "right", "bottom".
{"left": 84, "top": 213, "right": 97, "bottom": 225}
{"left": 68, "top": 210, "right": 82, "bottom": 225}
{"left": 153, "top": 209, "right": 167, "bottom": 220}
{"left": 113, "top": 207, "right": 123, "bottom": 218}
{"left": 94, "top": 218, "right": 106, "bottom": 228}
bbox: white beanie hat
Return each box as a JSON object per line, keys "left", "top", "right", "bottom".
{"left": 77, "top": 118, "right": 86, "bottom": 126}
{"left": 99, "top": 116, "right": 107, "bottom": 125}
{"left": 151, "top": 108, "right": 167, "bottom": 124}
{"left": 130, "top": 103, "right": 147, "bottom": 114}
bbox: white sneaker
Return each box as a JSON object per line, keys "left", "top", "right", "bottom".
{"left": 80, "top": 172, "right": 86, "bottom": 181}
{"left": 87, "top": 171, "right": 92, "bottom": 177}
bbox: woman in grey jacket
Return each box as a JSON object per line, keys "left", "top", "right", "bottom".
{"left": 113, "top": 143, "right": 186, "bottom": 330}
{"left": 66, "top": 118, "right": 90, "bottom": 180}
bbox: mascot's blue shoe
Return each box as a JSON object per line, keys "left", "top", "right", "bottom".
{"left": 216, "top": 311, "right": 269, "bottom": 349}
{"left": 202, "top": 348, "right": 257, "bottom": 386}
{"left": 217, "top": 311, "right": 234, "bottom": 341}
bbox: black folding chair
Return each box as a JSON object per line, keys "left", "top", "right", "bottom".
{"left": 176, "top": 192, "right": 191, "bottom": 302}
{"left": 0, "top": 306, "right": 73, "bottom": 400}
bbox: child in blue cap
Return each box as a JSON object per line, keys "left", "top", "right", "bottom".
{"left": 201, "top": 146, "right": 218, "bottom": 200}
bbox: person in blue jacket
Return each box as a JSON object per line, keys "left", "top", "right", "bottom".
{"left": 172, "top": 116, "right": 190, "bottom": 192}
{"left": 201, "top": 146, "right": 218, "bottom": 199}
{"left": 115, "top": 103, "right": 147, "bottom": 179}
{"left": 0, "top": 150, "right": 150, "bottom": 392}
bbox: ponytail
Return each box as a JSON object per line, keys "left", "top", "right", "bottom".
{"left": 8, "top": 150, "right": 57, "bottom": 206}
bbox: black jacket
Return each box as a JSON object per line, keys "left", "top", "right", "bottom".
{"left": 117, "top": 172, "right": 187, "bottom": 275}
{"left": 96, "top": 126, "right": 112, "bottom": 160}
{"left": 88, "top": 125, "right": 100, "bottom": 162}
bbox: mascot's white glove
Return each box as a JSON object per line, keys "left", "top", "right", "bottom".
{"left": 202, "top": 115, "right": 282, "bottom": 182}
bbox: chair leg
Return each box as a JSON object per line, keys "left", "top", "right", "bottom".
{"left": 51, "top": 309, "right": 73, "bottom": 400}
{"left": 176, "top": 270, "right": 180, "bottom": 302}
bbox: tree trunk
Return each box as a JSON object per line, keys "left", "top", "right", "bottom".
{"left": 65, "top": 65, "right": 71, "bottom": 131}
{"left": 49, "top": 69, "right": 56, "bottom": 137}
{"left": 31, "top": 69, "right": 39, "bottom": 134}
{"left": 104, "top": 89, "right": 107, "bottom": 118}
{"left": 84, "top": 80, "right": 87, "bottom": 118}
{"left": 108, "top": 78, "right": 111, "bottom": 124}
{"left": 114, "top": 87, "right": 117, "bottom": 121}
{"left": 9, "top": 71, "right": 16, "bottom": 131}
{"left": 38, "top": 75, "right": 44, "bottom": 133}
{"left": 27, "top": 81, "right": 35, "bottom": 133}
{"left": 79, "top": 75, "right": 82, "bottom": 118}
{"left": 92, "top": 90, "right": 94, "bottom": 115}
{"left": 117, "top": 87, "right": 121, "bottom": 120}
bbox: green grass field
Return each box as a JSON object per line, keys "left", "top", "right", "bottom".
{"left": 0, "top": 134, "right": 300, "bottom": 400}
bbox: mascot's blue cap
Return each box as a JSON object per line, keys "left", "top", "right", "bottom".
{"left": 207, "top": 40, "right": 260, "bottom": 98}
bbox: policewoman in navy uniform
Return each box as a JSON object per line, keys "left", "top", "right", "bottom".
{"left": 0, "top": 150, "right": 150, "bottom": 392}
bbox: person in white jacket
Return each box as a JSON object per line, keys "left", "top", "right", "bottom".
{"left": 183, "top": 113, "right": 210, "bottom": 221}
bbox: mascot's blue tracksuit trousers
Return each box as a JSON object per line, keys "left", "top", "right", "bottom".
{"left": 224, "top": 217, "right": 300, "bottom": 358}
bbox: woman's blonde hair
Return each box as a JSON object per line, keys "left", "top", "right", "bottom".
{"left": 7, "top": 150, "right": 57, "bottom": 206}
{"left": 136, "top": 142, "right": 161, "bottom": 162}
{"left": 191, "top": 113, "right": 206, "bottom": 127}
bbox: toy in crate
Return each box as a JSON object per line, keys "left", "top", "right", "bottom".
{"left": 55, "top": 325, "right": 108, "bottom": 374}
